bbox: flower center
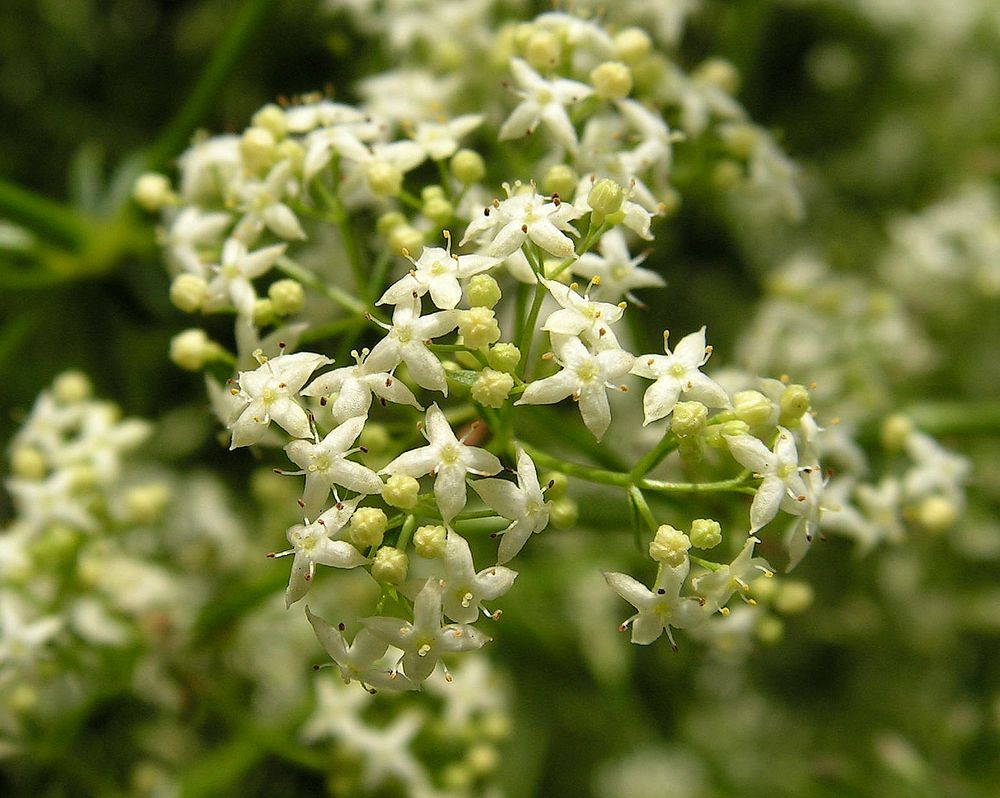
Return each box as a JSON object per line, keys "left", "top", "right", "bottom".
{"left": 439, "top": 444, "right": 460, "bottom": 465}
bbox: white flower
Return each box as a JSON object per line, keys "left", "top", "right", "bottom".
{"left": 365, "top": 298, "right": 459, "bottom": 395}
{"left": 229, "top": 351, "right": 332, "bottom": 449}
{"left": 301, "top": 118, "right": 383, "bottom": 182}
{"left": 472, "top": 447, "right": 550, "bottom": 563}
{"left": 204, "top": 237, "right": 286, "bottom": 317}
{"left": 516, "top": 336, "right": 634, "bottom": 441}
{"left": 362, "top": 578, "right": 491, "bottom": 683}
{"left": 440, "top": 531, "right": 517, "bottom": 623}
{"left": 377, "top": 241, "right": 498, "bottom": 310}
{"left": 540, "top": 276, "right": 626, "bottom": 342}
{"left": 460, "top": 187, "right": 581, "bottom": 260}
{"left": 499, "top": 58, "right": 593, "bottom": 153}
{"left": 726, "top": 428, "right": 811, "bottom": 533}
{"left": 6, "top": 471, "right": 98, "bottom": 534}
{"left": 284, "top": 416, "right": 383, "bottom": 520}
{"left": 231, "top": 160, "right": 306, "bottom": 242}
{"left": 0, "top": 592, "right": 62, "bottom": 665}
{"left": 347, "top": 712, "right": 431, "bottom": 793}
{"left": 903, "top": 430, "right": 970, "bottom": 502}
{"left": 630, "top": 327, "right": 729, "bottom": 425}
{"left": 379, "top": 404, "right": 501, "bottom": 522}
{"left": 572, "top": 179, "right": 655, "bottom": 241}
{"left": 301, "top": 349, "right": 422, "bottom": 423}
{"left": 604, "top": 559, "right": 707, "bottom": 648}
{"left": 285, "top": 100, "right": 367, "bottom": 134}
{"left": 272, "top": 497, "right": 368, "bottom": 607}
{"left": 570, "top": 229, "right": 664, "bottom": 302}
{"left": 411, "top": 114, "right": 483, "bottom": 161}
{"left": 306, "top": 606, "right": 415, "bottom": 692}
{"left": 162, "top": 207, "right": 232, "bottom": 276}
{"left": 692, "top": 536, "right": 773, "bottom": 613}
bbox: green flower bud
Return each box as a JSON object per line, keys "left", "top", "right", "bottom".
{"left": 542, "top": 472, "right": 568, "bottom": 501}
{"left": 169, "top": 273, "right": 209, "bottom": 313}
{"left": 132, "top": 172, "right": 174, "bottom": 212}
{"left": 756, "top": 616, "right": 784, "bottom": 644}
{"left": 733, "top": 390, "right": 774, "bottom": 427}
{"left": 53, "top": 370, "right": 92, "bottom": 403}
{"left": 252, "top": 103, "right": 287, "bottom": 140}
{"left": 471, "top": 369, "right": 514, "bottom": 408}
{"left": 671, "top": 401, "right": 708, "bottom": 438}
{"left": 525, "top": 30, "right": 561, "bottom": 70}
{"left": 268, "top": 279, "right": 305, "bottom": 316}
{"left": 881, "top": 414, "right": 913, "bottom": 452}
{"left": 240, "top": 126, "right": 277, "bottom": 173}
{"left": 774, "top": 580, "right": 814, "bottom": 615}
{"left": 723, "top": 123, "right": 760, "bottom": 160}
{"left": 779, "top": 383, "right": 811, "bottom": 426}
{"left": 466, "top": 743, "right": 499, "bottom": 776}
{"left": 549, "top": 497, "right": 578, "bottom": 529}
{"left": 377, "top": 211, "right": 407, "bottom": 236}
{"left": 590, "top": 61, "right": 633, "bottom": 100}
{"left": 689, "top": 518, "right": 722, "bottom": 549}
{"left": 451, "top": 149, "right": 486, "bottom": 184}
{"left": 423, "top": 196, "right": 454, "bottom": 226}
{"left": 704, "top": 419, "right": 751, "bottom": 448}
{"left": 349, "top": 507, "right": 388, "bottom": 549}
{"left": 383, "top": 474, "right": 420, "bottom": 510}
{"left": 123, "top": 483, "right": 171, "bottom": 525}
{"left": 694, "top": 57, "right": 741, "bottom": 93}
{"left": 487, "top": 342, "right": 521, "bottom": 374}
{"left": 276, "top": 139, "right": 304, "bottom": 172}
{"left": 421, "top": 185, "right": 446, "bottom": 202}
{"left": 458, "top": 307, "right": 501, "bottom": 348}
{"left": 712, "top": 160, "right": 744, "bottom": 190}
{"left": 388, "top": 225, "right": 424, "bottom": 256}
{"left": 613, "top": 28, "right": 652, "bottom": 65}
{"left": 11, "top": 446, "right": 46, "bottom": 480}
{"left": 915, "top": 495, "right": 957, "bottom": 534}
{"left": 371, "top": 546, "right": 409, "bottom": 584}
{"left": 542, "top": 164, "right": 578, "bottom": 200}
{"left": 587, "top": 178, "right": 626, "bottom": 222}
{"left": 169, "top": 329, "right": 219, "bottom": 372}
{"left": 467, "top": 274, "right": 502, "bottom": 308}
{"left": 367, "top": 162, "right": 403, "bottom": 197}
{"left": 649, "top": 524, "right": 691, "bottom": 566}
{"left": 252, "top": 298, "right": 276, "bottom": 327}
{"left": 413, "top": 524, "right": 447, "bottom": 559}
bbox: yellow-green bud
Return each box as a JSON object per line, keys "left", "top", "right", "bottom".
{"left": 712, "top": 160, "right": 744, "bottom": 190}
{"left": 240, "top": 126, "right": 277, "bottom": 173}
{"left": 349, "top": 507, "right": 389, "bottom": 548}
{"left": 733, "top": 390, "right": 774, "bottom": 427}
{"left": 252, "top": 298, "right": 276, "bottom": 327}
{"left": 588, "top": 178, "right": 626, "bottom": 222}
{"left": 458, "top": 307, "right": 501, "bottom": 348}
{"left": 169, "top": 329, "right": 219, "bottom": 372}
{"left": 387, "top": 225, "right": 424, "bottom": 256}
{"left": 649, "top": 524, "right": 691, "bottom": 566}
{"left": 268, "top": 278, "right": 305, "bottom": 316}
{"left": 53, "top": 370, "right": 92, "bottom": 403}
{"left": 542, "top": 164, "right": 578, "bottom": 200}
{"left": 11, "top": 446, "right": 46, "bottom": 480}
{"left": 123, "top": 483, "right": 171, "bottom": 525}
{"left": 487, "top": 342, "right": 521, "bottom": 373}
{"left": 359, "top": 423, "right": 392, "bottom": 455}
{"left": 613, "top": 28, "right": 652, "bottom": 65}
{"left": 525, "top": 30, "right": 561, "bottom": 70}
{"left": 276, "top": 139, "right": 304, "bottom": 172}
{"left": 774, "top": 580, "right": 814, "bottom": 615}
{"left": 451, "top": 149, "right": 486, "bottom": 184}
{"left": 471, "top": 369, "right": 514, "bottom": 408}
{"left": 9, "top": 684, "right": 38, "bottom": 714}
{"left": 723, "top": 124, "right": 760, "bottom": 160}
{"left": 371, "top": 546, "right": 408, "bottom": 584}
{"left": 671, "top": 401, "right": 708, "bottom": 438}
{"left": 413, "top": 524, "right": 447, "bottom": 558}
{"left": 367, "top": 162, "right": 403, "bottom": 196}
{"left": 466, "top": 274, "right": 502, "bottom": 308}
{"left": 423, "top": 196, "right": 454, "bottom": 226}
{"left": 377, "top": 211, "right": 408, "bottom": 236}
{"left": 252, "top": 103, "right": 287, "bottom": 140}
{"left": 549, "top": 497, "right": 578, "bottom": 529}
{"left": 132, "top": 172, "right": 174, "bottom": 212}
{"left": 466, "top": 743, "right": 499, "bottom": 776}
{"left": 915, "top": 495, "right": 957, "bottom": 533}
{"left": 481, "top": 711, "right": 512, "bottom": 741}
{"left": 757, "top": 616, "right": 784, "bottom": 644}
{"left": 542, "top": 472, "right": 568, "bottom": 501}
{"left": 779, "top": 383, "right": 811, "bottom": 426}
{"left": 421, "top": 185, "right": 445, "bottom": 202}
{"left": 881, "top": 414, "right": 913, "bottom": 452}
{"left": 690, "top": 518, "right": 722, "bottom": 549}
{"left": 170, "top": 273, "right": 209, "bottom": 313}
{"left": 442, "top": 763, "right": 473, "bottom": 793}
{"left": 590, "top": 61, "right": 633, "bottom": 100}
{"left": 383, "top": 474, "right": 420, "bottom": 510}
{"left": 694, "top": 57, "right": 741, "bottom": 93}
{"left": 704, "top": 419, "right": 751, "bottom": 448}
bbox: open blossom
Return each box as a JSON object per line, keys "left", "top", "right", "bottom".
{"left": 272, "top": 497, "right": 368, "bottom": 607}
{"left": 630, "top": 327, "right": 729, "bottom": 425}
{"left": 472, "top": 447, "right": 551, "bottom": 563}
{"left": 540, "top": 276, "right": 626, "bottom": 342}
{"left": 440, "top": 531, "right": 517, "bottom": 623}
{"left": 362, "top": 578, "right": 491, "bottom": 683}
{"left": 692, "top": 536, "right": 773, "bottom": 613}
{"left": 727, "top": 427, "right": 811, "bottom": 533}
{"left": 570, "top": 228, "right": 664, "bottom": 302}
{"left": 460, "top": 187, "right": 581, "bottom": 260}
{"left": 379, "top": 404, "right": 501, "bottom": 522}
{"left": 378, "top": 240, "right": 498, "bottom": 310}
{"left": 499, "top": 58, "right": 593, "bottom": 153}
{"left": 365, "top": 298, "right": 459, "bottom": 395}
{"left": 231, "top": 160, "right": 306, "bottom": 242}
{"left": 204, "top": 237, "right": 286, "bottom": 317}
{"left": 301, "top": 348, "right": 422, "bottom": 422}
{"left": 410, "top": 114, "right": 483, "bottom": 160}
{"left": 516, "top": 335, "right": 634, "bottom": 441}
{"left": 229, "top": 351, "right": 332, "bottom": 449}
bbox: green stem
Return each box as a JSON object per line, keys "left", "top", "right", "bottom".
{"left": 627, "top": 485, "right": 658, "bottom": 532}
{"left": 275, "top": 254, "right": 367, "bottom": 316}
{"left": 630, "top": 430, "right": 680, "bottom": 480}
{"left": 146, "top": 0, "right": 281, "bottom": 170}
{"left": 0, "top": 177, "right": 93, "bottom": 250}
{"left": 396, "top": 514, "right": 418, "bottom": 551}
{"left": 901, "top": 401, "right": 1000, "bottom": 438}
{"left": 313, "top": 172, "right": 369, "bottom": 300}
{"left": 517, "top": 278, "right": 547, "bottom": 379}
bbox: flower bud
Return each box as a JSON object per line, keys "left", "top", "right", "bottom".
{"left": 53, "top": 370, "right": 92, "bottom": 403}
{"left": 268, "top": 278, "right": 305, "bottom": 316}
{"left": 694, "top": 58, "right": 741, "bottom": 94}
{"left": 423, "top": 196, "right": 454, "bottom": 226}
{"left": 466, "top": 274, "right": 502, "bottom": 308}
{"left": 252, "top": 298, "right": 276, "bottom": 327}
{"left": 733, "top": 390, "right": 774, "bottom": 427}
{"left": 649, "top": 524, "right": 691, "bottom": 566}
{"left": 543, "top": 164, "right": 578, "bottom": 200}
{"left": 371, "top": 546, "right": 409, "bottom": 584}
{"left": 252, "top": 103, "right": 287, "bottom": 140}
{"left": 723, "top": 123, "right": 760, "bottom": 160}
{"left": 525, "top": 30, "right": 561, "bottom": 70}
{"left": 689, "top": 518, "right": 722, "bottom": 549}
{"left": 383, "top": 474, "right": 420, "bottom": 510}
{"left": 387, "top": 225, "right": 424, "bottom": 256}
{"left": 487, "top": 342, "right": 521, "bottom": 374}
{"left": 613, "top": 28, "right": 652, "bottom": 65}
{"left": 11, "top": 446, "right": 46, "bottom": 480}
{"left": 587, "top": 178, "right": 626, "bottom": 222}
{"left": 169, "top": 273, "right": 209, "bottom": 313}
{"left": 881, "top": 414, "right": 913, "bottom": 452}
{"left": 671, "top": 401, "right": 708, "bottom": 438}
{"left": 774, "top": 580, "right": 814, "bottom": 615}
{"left": 466, "top": 743, "right": 499, "bottom": 776}
{"left": 451, "top": 149, "right": 486, "bottom": 184}
{"left": 549, "top": 497, "right": 578, "bottom": 529}
{"left": 132, "top": 172, "right": 174, "bottom": 212}
{"left": 123, "top": 483, "right": 171, "bottom": 525}
{"left": 779, "top": 383, "right": 811, "bottom": 426}
{"left": 458, "top": 307, "right": 501, "bottom": 348}
{"left": 542, "top": 472, "right": 568, "bottom": 501}
{"left": 712, "top": 160, "right": 744, "bottom": 191}
{"left": 377, "top": 211, "right": 407, "bottom": 236}
{"left": 240, "top": 126, "right": 277, "bottom": 173}
{"left": 757, "top": 616, "right": 784, "bottom": 644}
{"left": 367, "top": 162, "right": 403, "bottom": 197}
{"left": 590, "top": 61, "right": 633, "bottom": 100}
{"left": 169, "top": 329, "right": 217, "bottom": 372}
{"left": 413, "top": 524, "right": 448, "bottom": 559}
{"left": 350, "top": 507, "right": 389, "bottom": 549}
{"left": 276, "top": 139, "right": 304, "bottom": 172}
{"left": 915, "top": 495, "right": 957, "bottom": 534}
{"left": 704, "top": 419, "right": 751, "bottom": 448}
{"left": 471, "top": 369, "right": 514, "bottom": 408}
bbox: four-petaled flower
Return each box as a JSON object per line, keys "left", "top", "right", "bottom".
{"left": 472, "top": 447, "right": 550, "bottom": 563}
{"left": 499, "top": 58, "right": 593, "bottom": 154}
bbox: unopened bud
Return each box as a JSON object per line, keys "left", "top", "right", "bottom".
{"left": 779, "top": 384, "right": 811, "bottom": 426}
{"left": 169, "top": 329, "right": 219, "bottom": 372}
{"left": 733, "top": 390, "right": 774, "bottom": 427}
{"left": 371, "top": 546, "right": 408, "bottom": 584}
{"left": 11, "top": 446, "right": 46, "bottom": 480}
{"left": 413, "top": 524, "right": 447, "bottom": 559}
{"left": 588, "top": 178, "right": 626, "bottom": 223}
{"left": 350, "top": 507, "right": 388, "bottom": 548}
{"left": 123, "top": 483, "right": 171, "bottom": 525}
{"left": 915, "top": 495, "right": 957, "bottom": 534}
{"left": 590, "top": 61, "right": 632, "bottom": 100}
{"left": 377, "top": 211, "right": 407, "bottom": 236}
{"left": 170, "top": 273, "right": 209, "bottom": 313}
{"left": 451, "top": 149, "right": 485, "bottom": 184}
{"left": 240, "top": 126, "right": 277, "bottom": 173}
{"left": 549, "top": 497, "right": 578, "bottom": 529}
{"left": 774, "top": 580, "right": 814, "bottom": 615}
{"left": 471, "top": 369, "right": 514, "bottom": 408}
{"left": 487, "top": 342, "right": 521, "bottom": 374}
{"left": 649, "top": 524, "right": 691, "bottom": 566}
{"left": 458, "top": 307, "right": 501, "bottom": 348}
{"left": 671, "top": 401, "right": 708, "bottom": 438}
{"left": 467, "top": 274, "right": 502, "bottom": 308}
{"left": 383, "top": 474, "right": 420, "bottom": 510}
{"left": 613, "top": 28, "right": 652, "bottom": 65}
{"left": 252, "top": 298, "right": 276, "bottom": 327}
{"left": 268, "top": 279, "right": 305, "bottom": 316}
{"left": 881, "top": 414, "right": 913, "bottom": 452}
{"left": 252, "top": 103, "right": 287, "bottom": 140}
{"left": 367, "top": 162, "right": 403, "bottom": 197}
{"left": 704, "top": 419, "right": 751, "bottom": 448}
{"left": 542, "top": 472, "right": 568, "bottom": 501}
{"left": 694, "top": 57, "right": 741, "bottom": 94}
{"left": 423, "top": 196, "right": 454, "bottom": 226}
{"left": 525, "top": 30, "right": 561, "bottom": 70}
{"left": 132, "top": 172, "right": 173, "bottom": 212}
{"left": 689, "top": 518, "right": 722, "bottom": 549}
{"left": 388, "top": 224, "right": 424, "bottom": 256}
{"left": 542, "top": 164, "right": 578, "bottom": 200}
{"left": 53, "top": 370, "right": 92, "bottom": 403}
